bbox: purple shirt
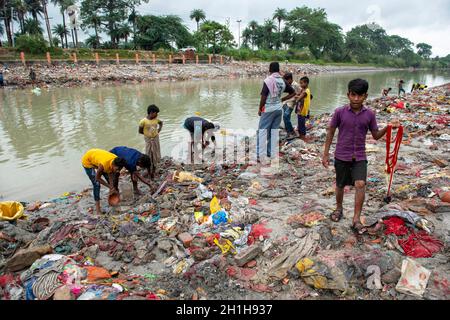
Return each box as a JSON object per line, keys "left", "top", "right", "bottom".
{"left": 329, "top": 105, "right": 379, "bottom": 161}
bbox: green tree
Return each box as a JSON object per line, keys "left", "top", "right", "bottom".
{"left": 79, "top": 0, "right": 149, "bottom": 47}
{"left": 189, "top": 9, "right": 206, "bottom": 32}
{"left": 273, "top": 8, "right": 286, "bottom": 50}
{"left": 12, "top": 0, "right": 28, "bottom": 34}
{"left": 416, "top": 43, "right": 432, "bottom": 59}
{"left": 24, "top": 0, "right": 43, "bottom": 21}
{"left": 286, "top": 6, "right": 343, "bottom": 59}
{"left": 85, "top": 34, "right": 101, "bottom": 48}
{"left": 116, "top": 23, "right": 132, "bottom": 43}
{"left": 388, "top": 35, "right": 413, "bottom": 56}
{"left": 195, "top": 20, "right": 234, "bottom": 56}
{"left": 80, "top": 0, "right": 102, "bottom": 47}
{"left": 51, "top": 0, "right": 74, "bottom": 48}
{"left": 1, "top": 0, "right": 14, "bottom": 46}
{"left": 247, "top": 20, "right": 258, "bottom": 49}
{"left": 136, "top": 14, "right": 193, "bottom": 50}
{"left": 52, "top": 23, "right": 68, "bottom": 48}
{"left": 23, "top": 17, "right": 43, "bottom": 35}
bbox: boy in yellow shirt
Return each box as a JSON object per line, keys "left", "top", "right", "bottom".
{"left": 81, "top": 149, "right": 127, "bottom": 214}
{"left": 295, "top": 76, "right": 312, "bottom": 140}
{"left": 139, "top": 104, "right": 163, "bottom": 177}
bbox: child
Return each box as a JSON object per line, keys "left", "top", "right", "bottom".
{"left": 295, "top": 76, "right": 311, "bottom": 140}
{"left": 139, "top": 104, "right": 163, "bottom": 177}
{"left": 382, "top": 87, "right": 392, "bottom": 97}
{"left": 110, "top": 146, "right": 154, "bottom": 193}
{"left": 282, "top": 72, "right": 301, "bottom": 139}
{"left": 398, "top": 80, "right": 405, "bottom": 96}
{"left": 81, "top": 149, "right": 126, "bottom": 214}
{"left": 322, "top": 79, "right": 399, "bottom": 234}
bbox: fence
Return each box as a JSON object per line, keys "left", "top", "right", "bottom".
{"left": 1, "top": 51, "right": 230, "bottom": 67}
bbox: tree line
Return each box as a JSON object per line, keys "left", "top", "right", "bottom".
{"left": 1, "top": 2, "right": 449, "bottom": 68}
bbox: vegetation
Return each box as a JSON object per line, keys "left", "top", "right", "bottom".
{"left": 0, "top": 2, "right": 449, "bottom": 68}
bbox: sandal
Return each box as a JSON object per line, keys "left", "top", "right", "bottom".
{"left": 330, "top": 209, "right": 343, "bottom": 222}
{"left": 351, "top": 221, "right": 368, "bottom": 235}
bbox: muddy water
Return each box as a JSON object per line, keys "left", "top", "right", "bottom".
{"left": 1, "top": 70, "right": 449, "bottom": 201}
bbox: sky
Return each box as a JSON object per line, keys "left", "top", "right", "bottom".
{"left": 7, "top": 0, "right": 450, "bottom": 57}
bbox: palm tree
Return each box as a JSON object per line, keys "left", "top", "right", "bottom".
{"left": 23, "top": 17, "right": 43, "bottom": 35}
{"left": 52, "top": 24, "right": 68, "bottom": 48}
{"left": 85, "top": 34, "right": 101, "bottom": 49}
{"left": 248, "top": 20, "right": 258, "bottom": 50}
{"left": 263, "top": 19, "right": 276, "bottom": 49}
{"left": 117, "top": 24, "right": 132, "bottom": 43}
{"left": 25, "top": 0, "right": 43, "bottom": 21}
{"left": 273, "top": 8, "right": 287, "bottom": 33}
{"left": 128, "top": 8, "right": 137, "bottom": 49}
{"left": 51, "top": 0, "right": 74, "bottom": 49}
{"left": 83, "top": 13, "right": 101, "bottom": 47}
{"left": 41, "top": 0, "right": 53, "bottom": 46}
{"left": 190, "top": 9, "right": 206, "bottom": 32}
{"left": 12, "top": 0, "right": 28, "bottom": 34}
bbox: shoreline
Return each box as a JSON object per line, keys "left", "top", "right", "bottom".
{"left": 0, "top": 80, "right": 448, "bottom": 300}
{"left": 0, "top": 61, "right": 402, "bottom": 90}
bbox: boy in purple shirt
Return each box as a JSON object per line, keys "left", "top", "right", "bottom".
{"left": 322, "top": 79, "right": 399, "bottom": 234}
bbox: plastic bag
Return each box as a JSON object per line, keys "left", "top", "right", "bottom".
{"left": 399, "top": 231, "right": 443, "bottom": 258}
{"left": 383, "top": 217, "right": 409, "bottom": 236}
{"left": 210, "top": 196, "right": 221, "bottom": 214}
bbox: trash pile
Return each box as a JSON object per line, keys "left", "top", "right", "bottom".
{"left": 0, "top": 84, "right": 449, "bottom": 300}
{"left": 1, "top": 62, "right": 389, "bottom": 89}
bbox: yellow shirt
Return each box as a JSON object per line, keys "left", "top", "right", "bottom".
{"left": 298, "top": 88, "right": 311, "bottom": 117}
{"left": 81, "top": 149, "right": 117, "bottom": 173}
{"left": 139, "top": 118, "right": 160, "bottom": 138}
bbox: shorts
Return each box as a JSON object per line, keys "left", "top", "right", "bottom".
{"left": 334, "top": 158, "right": 367, "bottom": 188}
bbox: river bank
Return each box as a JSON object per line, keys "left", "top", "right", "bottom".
{"left": 0, "top": 84, "right": 449, "bottom": 300}
{"left": 0, "top": 61, "right": 399, "bottom": 90}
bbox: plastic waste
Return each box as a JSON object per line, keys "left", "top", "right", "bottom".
{"left": 0, "top": 201, "right": 24, "bottom": 221}
{"left": 209, "top": 196, "right": 221, "bottom": 214}
{"left": 395, "top": 258, "right": 431, "bottom": 297}
{"left": 196, "top": 184, "right": 212, "bottom": 200}
{"left": 212, "top": 210, "right": 228, "bottom": 225}
{"left": 172, "top": 170, "right": 203, "bottom": 183}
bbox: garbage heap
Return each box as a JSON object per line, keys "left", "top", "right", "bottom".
{"left": 0, "top": 84, "right": 449, "bottom": 300}
{"left": 1, "top": 62, "right": 388, "bottom": 89}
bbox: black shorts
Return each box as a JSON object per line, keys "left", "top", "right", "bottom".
{"left": 334, "top": 158, "right": 368, "bottom": 188}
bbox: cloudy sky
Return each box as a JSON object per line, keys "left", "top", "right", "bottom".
{"left": 34, "top": 0, "right": 450, "bottom": 57}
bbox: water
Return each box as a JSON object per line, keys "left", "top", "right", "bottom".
{"left": 1, "top": 70, "right": 449, "bottom": 201}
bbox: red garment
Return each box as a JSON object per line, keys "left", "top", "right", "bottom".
{"left": 383, "top": 217, "right": 409, "bottom": 236}
{"left": 399, "top": 231, "right": 444, "bottom": 258}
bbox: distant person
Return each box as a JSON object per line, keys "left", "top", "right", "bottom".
{"left": 398, "top": 80, "right": 405, "bottom": 96}
{"left": 183, "top": 116, "right": 220, "bottom": 162}
{"left": 29, "top": 67, "right": 36, "bottom": 83}
{"left": 139, "top": 104, "right": 163, "bottom": 177}
{"left": 282, "top": 72, "right": 300, "bottom": 139}
{"left": 322, "top": 79, "right": 400, "bottom": 235}
{"left": 258, "top": 61, "right": 296, "bottom": 163}
{"left": 411, "top": 83, "right": 427, "bottom": 92}
{"left": 382, "top": 87, "right": 392, "bottom": 97}
{"left": 81, "top": 149, "right": 126, "bottom": 214}
{"left": 110, "top": 146, "right": 154, "bottom": 193}
{"left": 295, "top": 76, "right": 312, "bottom": 140}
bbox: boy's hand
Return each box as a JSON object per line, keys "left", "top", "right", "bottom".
{"left": 322, "top": 153, "right": 330, "bottom": 168}
{"left": 389, "top": 119, "right": 401, "bottom": 128}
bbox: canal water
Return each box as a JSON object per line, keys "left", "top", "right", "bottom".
{"left": 1, "top": 69, "right": 449, "bottom": 201}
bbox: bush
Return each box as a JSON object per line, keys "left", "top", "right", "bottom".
{"left": 16, "top": 35, "right": 48, "bottom": 54}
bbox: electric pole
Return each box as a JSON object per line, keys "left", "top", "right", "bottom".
{"left": 236, "top": 19, "right": 242, "bottom": 48}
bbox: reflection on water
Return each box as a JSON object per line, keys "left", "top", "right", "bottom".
{"left": 1, "top": 70, "right": 449, "bottom": 201}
